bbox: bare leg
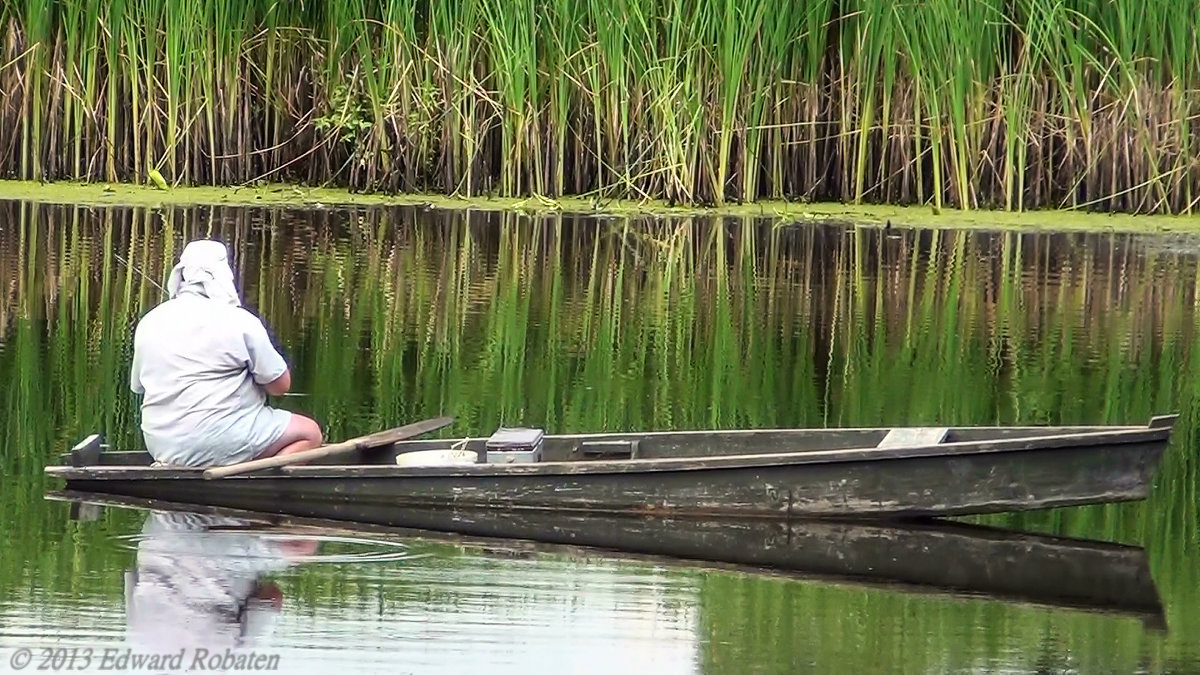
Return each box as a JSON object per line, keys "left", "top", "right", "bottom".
{"left": 255, "top": 414, "right": 323, "bottom": 461}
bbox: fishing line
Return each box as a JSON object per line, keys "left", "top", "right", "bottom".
{"left": 113, "top": 252, "right": 169, "bottom": 296}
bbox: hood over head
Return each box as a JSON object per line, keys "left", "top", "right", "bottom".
{"left": 166, "top": 240, "right": 241, "bottom": 306}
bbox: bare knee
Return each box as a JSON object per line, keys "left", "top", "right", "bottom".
{"left": 260, "top": 415, "right": 324, "bottom": 459}
{"left": 295, "top": 415, "right": 323, "bottom": 446}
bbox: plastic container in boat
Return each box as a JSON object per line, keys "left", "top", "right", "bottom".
{"left": 394, "top": 449, "right": 478, "bottom": 467}
{"left": 486, "top": 427, "right": 544, "bottom": 463}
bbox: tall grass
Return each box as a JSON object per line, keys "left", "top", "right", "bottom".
{"left": 3, "top": 0, "right": 1200, "bottom": 212}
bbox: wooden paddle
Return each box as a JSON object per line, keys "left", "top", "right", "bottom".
{"left": 202, "top": 415, "right": 454, "bottom": 480}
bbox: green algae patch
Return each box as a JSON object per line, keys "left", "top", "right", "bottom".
{"left": 4, "top": 180, "right": 1200, "bottom": 233}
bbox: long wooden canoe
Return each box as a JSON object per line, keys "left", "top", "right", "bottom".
{"left": 44, "top": 416, "right": 1176, "bottom": 519}
{"left": 47, "top": 490, "right": 1167, "bottom": 628}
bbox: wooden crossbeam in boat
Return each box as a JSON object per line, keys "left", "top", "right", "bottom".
{"left": 877, "top": 427, "right": 949, "bottom": 449}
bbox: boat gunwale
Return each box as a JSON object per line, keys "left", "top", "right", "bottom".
{"left": 438, "top": 424, "right": 1145, "bottom": 441}
{"left": 44, "top": 424, "right": 1172, "bottom": 481}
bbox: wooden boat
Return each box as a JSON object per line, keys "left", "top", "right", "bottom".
{"left": 44, "top": 416, "right": 1177, "bottom": 519}
{"left": 47, "top": 490, "right": 1168, "bottom": 628}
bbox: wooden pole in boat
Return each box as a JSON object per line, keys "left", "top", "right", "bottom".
{"left": 202, "top": 416, "right": 454, "bottom": 480}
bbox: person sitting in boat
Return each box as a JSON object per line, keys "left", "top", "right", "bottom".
{"left": 129, "top": 239, "right": 323, "bottom": 468}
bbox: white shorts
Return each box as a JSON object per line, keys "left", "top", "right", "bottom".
{"left": 144, "top": 406, "right": 293, "bottom": 468}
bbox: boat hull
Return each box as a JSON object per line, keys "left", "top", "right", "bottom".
{"left": 48, "top": 425, "right": 1171, "bottom": 519}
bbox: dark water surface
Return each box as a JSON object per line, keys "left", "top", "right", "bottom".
{"left": 2, "top": 201, "right": 1200, "bottom": 673}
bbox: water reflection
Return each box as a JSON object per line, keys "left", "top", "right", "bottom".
{"left": 56, "top": 503, "right": 702, "bottom": 674}
{"left": 4, "top": 200, "right": 1200, "bottom": 670}
{"left": 125, "top": 512, "right": 317, "bottom": 652}
{"left": 71, "top": 494, "right": 1171, "bottom": 630}
{"left": 22, "top": 494, "right": 1175, "bottom": 674}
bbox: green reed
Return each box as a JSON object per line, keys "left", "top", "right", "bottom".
{"left": 5, "top": 0, "right": 1200, "bottom": 211}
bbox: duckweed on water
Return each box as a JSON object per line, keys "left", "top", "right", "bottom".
{"left": 4, "top": 180, "right": 1200, "bottom": 233}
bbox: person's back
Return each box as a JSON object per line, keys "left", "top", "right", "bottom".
{"left": 132, "top": 296, "right": 290, "bottom": 466}
{"left": 130, "top": 240, "right": 323, "bottom": 468}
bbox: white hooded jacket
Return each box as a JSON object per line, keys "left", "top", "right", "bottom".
{"left": 130, "top": 240, "right": 293, "bottom": 467}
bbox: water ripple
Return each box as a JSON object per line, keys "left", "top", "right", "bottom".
{"left": 111, "top": 531, "right": 423, "bottom": 564}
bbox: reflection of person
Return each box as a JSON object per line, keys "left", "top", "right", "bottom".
{"left": 129, "top": 239, "right": 323, "bottom": 467}
{"left": 126, "top": 511, "right": 319, "bottom": 651}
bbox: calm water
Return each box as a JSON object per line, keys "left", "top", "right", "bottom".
{"left": 2, "top": 201, "right": 1200, "bottom": 673}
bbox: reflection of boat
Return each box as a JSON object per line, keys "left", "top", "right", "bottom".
{"left": 124, "top": 509, "right": 319, "bottom": 652}
{"left": 46, "top": 417, "right": 1176, "bottom": 518}
{"left": 48, "top": 490, "right": 1167, "bottom": 630}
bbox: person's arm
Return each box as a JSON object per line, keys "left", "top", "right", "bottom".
{"left": 130, "top": 334, "right": 146, "bottom": 395}
{"left": 243, "top": 312, "right": 290, "bottom": 396}
{"left": 263, "top": 369, "right": 291, "bottom": 396}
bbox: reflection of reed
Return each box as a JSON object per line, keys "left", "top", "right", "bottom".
{"left": 3, "top": 202, "right": 1200, "bottom": 445}
{"left": 4, "top": 201, "right": 1200, "bottom": 668}
{"left": 4, "top": 203, "right": 1199, "bottom": 519}
{"left": 2, "top": 210, "right": 1199, "bottom": 448}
